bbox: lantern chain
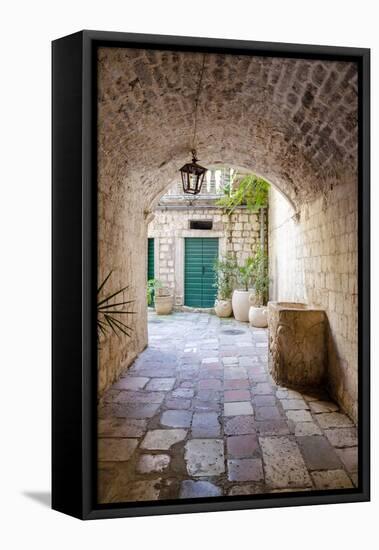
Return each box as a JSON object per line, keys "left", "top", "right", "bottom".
{"left": 191, "top": 53, "right": 206, "bottom": 157}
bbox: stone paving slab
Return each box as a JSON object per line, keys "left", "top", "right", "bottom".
{"left": 98, "top": 311, "right": 357, "bottom": 503}
{"left": 117, "top": 480, "right": 162, "bottom": 502}
{"left": 224, "top": 415, "right": 256, "bottom": 435}
{"left": 98, "top": 438, "right": 138, "bottom": 461}
{"left": 335, "top": 447, "right": 358, "bottom": 473}
{"left": 98, "top": 418, "right": 147, "bottom": 438}
{"left": 137, "top": 454, "right": 171, "bottom": 474}
{"left": 309, "top": 400, "right": 339, "bottom": 413}
{"left": 160, "top": 410, "right": 192, "bottom": 428}
{"left": 191, "top": 412, "right": 221, "bottom": 437}
{"left": 115, "top": 390, "right": 165, "bottom": 404}
{"left": 224, "top": 401, "right": 254, "bottom": 416}
{"left": 294, "top": 422, "right": 322, "bottom": 437}
{"left": 227, "top": 434, "right": 260, "bottom": 459}
{"left": 324, "top": 428, "right": 358, "bottom": 448}
{"left": 280, "top": 399, "right": 309, "bottom": 410}
{"left": 255, "top": 406, "right": 282, "bottom": 421}
{"left": 113, "top": 403, "right": 161, "bottom": 418}
{"left": 113, "top": 377, "right": 149, "bottom": 390}
{"left": 179, "top": 480, "right": 222, "bottom": 498}
{"left": 311, "top": 470, "right": 354, "bottom": 490}
{"left": 296, "top": 436, "right": 342, "bottom": 470}
{"left": 228, "top": 483, "right": 265, "bottom": 496}
{"left": 165, "top": 398, "right": 191, "bottom": 409}
{"left": 140, "top": 429, "right": 187, "bottom": 450}
{"left": 252, "top": 383, "right": 274, "bottom": 395}
{"left": 256, "top": 420, "right": 290, "bottom": 436}
{"left": 316, "top": 412, "right": 353, "bottom": 429}
{"left": 224, "top": 390, "right": 251, "bottom": 402}
{"left": 260, "top": 436, "right": 312, "bottom": 488}
{"left": 286, "top": 410, "right": 313, "bottom": 423}
{"left": 185, "top": 439, "right": 225, "bottom": 476}
{"left": 253, "top": 395, "right": 276, "bottom": 407}
{"left": 227, "top": 458, "right": 264, "bottom": 482}
{"left": 224, "top": 379, "right": 250, "bottom": 390}
{"left": 145, "top": 378, "right": 176, "bottom": 391}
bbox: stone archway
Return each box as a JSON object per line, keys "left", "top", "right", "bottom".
{"left": 97, "top": 47, "right": 358, "bottom": 421}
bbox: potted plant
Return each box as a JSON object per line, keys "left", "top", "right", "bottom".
{"left": 213, "top": 255, "right": 236, "bottom": 317}
{"left": 147, "top": 278, "right": 162, "bottom": 307}
{"left": 248, "top": 248, "right": 269, "bottom": 328}
{"left": 232, "top": 257, "right": 255, "bottom": 322}
{"left": 154, "top": 284, "right": 174, "bottom": 315}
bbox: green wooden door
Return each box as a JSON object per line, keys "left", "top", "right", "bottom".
{"left": 147, "top": 238, "right": 154, "bottom": 280}
{"left": 184, "top": 238, "right": 219, "bottom": 307}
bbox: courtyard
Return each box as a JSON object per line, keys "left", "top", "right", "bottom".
{"left": 98, "top": 311, "right": 357, "bottom": 503}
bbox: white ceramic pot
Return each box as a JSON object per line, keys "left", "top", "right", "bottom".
{"left": 232, "top": 289, "right": 252, "bottom": 322}
{"left": 249, "top": 306, "right": 268, "bottom": 328}
{"left": 214, "top": 299, "right": 232, "bottom": 318}
{"left": 155, "top": 295, "right": 173, "bottom": 315}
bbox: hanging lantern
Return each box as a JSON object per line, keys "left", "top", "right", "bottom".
{"left": 180, "top": 150, "right": 207, "bottom": 195}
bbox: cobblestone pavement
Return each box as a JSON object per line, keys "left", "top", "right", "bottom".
{"left": 98, "top": 312, "right": 358, "bottom": 503}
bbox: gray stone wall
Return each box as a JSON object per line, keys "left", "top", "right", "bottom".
{"left": 148, "top": 207, "right": 264, "bottom": 305}
{"left": 97, "top": 187, "right": 148, "bottom": 395}
{"left": 268, "top": 182, "right": 358, "bottom": 422}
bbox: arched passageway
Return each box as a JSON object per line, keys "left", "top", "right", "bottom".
{"left": 97, "top": 47, "right": 358, "bottom": 422}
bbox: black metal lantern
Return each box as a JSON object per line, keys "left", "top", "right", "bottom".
{"left": 180, "top": 150, "right": 207, "bottom": 195}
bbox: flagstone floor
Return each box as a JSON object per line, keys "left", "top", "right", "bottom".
{"left": 98, "top": 311, "right": 358, "bottom": 503}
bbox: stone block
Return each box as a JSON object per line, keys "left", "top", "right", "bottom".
{"left": 311, "top": 470, "right": 354, "bottom": 490}
{"left": 179, "top": 480, "right": 222, "bottom": 498}
{"left": 141, "top": 429, "right": 187, "bottom": 450}
{"left": 98, "top": 438, "right": 138, "bottom": 461}
{"left": 227, "top": 459, "right": 264, "bottom": 482}
{"left": 296, "top": 435, "right": 342, "bottom": 470}
{"left": 260, "top": 436, "right": 312, "bottom": 488}
{"left": 185, "top": 439, "right": 225, "bottom": 476}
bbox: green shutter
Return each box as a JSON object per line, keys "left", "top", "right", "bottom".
{"left": 147, "top": 238, "right": 154, "bottom": 280}
{"left": 184, "top": 238, "right": 218, "bottom": 308}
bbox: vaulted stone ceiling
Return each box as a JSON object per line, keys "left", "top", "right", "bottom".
{"left": 98, "top": 47, "right": 358, "bottom": 212}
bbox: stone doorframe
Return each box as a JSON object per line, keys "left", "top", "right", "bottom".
{"left": 173, "top": 230, "right": 226, "bottom": 306}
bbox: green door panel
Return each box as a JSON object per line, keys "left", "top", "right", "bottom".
{"left": 184, "top": 238, "right": 218, "bottom": 308}
{"left": 147, "top": 238, "right": 154, "bottom": 281}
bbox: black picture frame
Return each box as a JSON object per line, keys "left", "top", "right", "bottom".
{"left": 52, "top": 30, "right": 370, "bottom": 520}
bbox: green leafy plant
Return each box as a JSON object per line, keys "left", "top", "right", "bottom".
{"left": 217, "top": 173, "right": 269, "bottom": 215}
{"left": 147, "top": 278, "right": 163, "bottom": 306}
{"left": 250, "top": 248, "right": 269, "bottom": 305}
{"left": 97, "top": 271, "right": 135, "bottom": 342}
{"left": 213, "top": 254, "right": 238, "bottom": 300}
{"left": 236, "top": 257, "right": 256, "bottom": 291}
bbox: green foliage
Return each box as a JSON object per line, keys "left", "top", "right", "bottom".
{"left": 213, "top": 254, "right": 238, "bottom": 300}
{"left": 216, "top": 173, "right": 269, "bottom": 215}
{"left": 147, "top": 278, "right": 163, "bottom": 306}
{"left": 97, "top": 271, "right": 135, "bottom": 343}
{"left": 236, "top": 257, "right": 255, "bottom": 291}
{"left": 250, "top": 247, "right": 269, "bottom": 305}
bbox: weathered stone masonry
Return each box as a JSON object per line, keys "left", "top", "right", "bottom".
{"left": 269, "top": 183, "right": 358, "bottom": 421}
{"left": 148, "top": 200, "right": 264, "bottom": 306}
{"left": 97, "top": 47, "right": 358, "bottom": 421}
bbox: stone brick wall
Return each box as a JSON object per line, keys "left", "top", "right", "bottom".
{"left": 148, "top": 206, "right": 265, "bottom": 305}
{"left": 97, "top": 186, "right": 148, "bottom": 395}
{"left": 268, "top": 182, "right": 358, "bottom": 422}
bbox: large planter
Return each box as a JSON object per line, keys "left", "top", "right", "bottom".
{"left": 155, "top": 295, "right": 174, "bottom": 315}
{"left": 232, "top": 289, "right": 252, "bottom": 322}
{"left": 249, "top": 306, "right": 268, "bottom": 328}
{"left": 214, "top": 299, "right": 232, "bottom": 318}
{"left": 268, "top": 301, "right": 326, "bottom": 388}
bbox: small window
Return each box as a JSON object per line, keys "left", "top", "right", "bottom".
{"left": 189, "top": 220, "right": 213, "bottom": 230}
